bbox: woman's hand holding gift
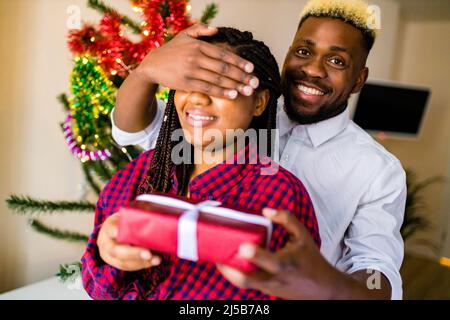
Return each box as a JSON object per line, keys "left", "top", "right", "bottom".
{"left": 97, "top": 213, "right": 161, "bottom": 272}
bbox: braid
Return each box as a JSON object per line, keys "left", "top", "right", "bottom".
{"left": 138, "top": 27, "right": 281, "bottom": 195}
{"left": 206, "top": 28, "right": 281, "bottom": 157}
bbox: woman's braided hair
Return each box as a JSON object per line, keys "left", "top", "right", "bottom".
{"left": 138, "top": 27, "right": 281, "bottom": 196}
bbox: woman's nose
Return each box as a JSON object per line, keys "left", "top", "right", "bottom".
{"left": 187, "top": 92, "right": 212, "bottom": 106}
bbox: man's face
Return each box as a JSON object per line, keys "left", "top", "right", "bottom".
{"left": 281, "top": 17, "right": 369, "bottom": 124}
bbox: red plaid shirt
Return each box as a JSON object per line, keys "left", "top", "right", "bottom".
{"left": 81, "top": 144, "right": 320, "bottom": 300}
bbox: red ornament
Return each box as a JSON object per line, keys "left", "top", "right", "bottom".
{"left": 167, "top": 0, "right": 192, "bottom": 34}
{"left": 68, "top": 25, "right": 102, "bottom": 55}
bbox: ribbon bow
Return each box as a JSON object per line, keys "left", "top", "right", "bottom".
{"left": 136, "top": 194, "right": 273, "bottom": 261}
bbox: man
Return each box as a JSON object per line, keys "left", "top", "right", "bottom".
{"left": 111, "top": 0, "right": 406, "bottom": 299}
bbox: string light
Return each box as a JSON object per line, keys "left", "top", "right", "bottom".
{"left": 440, "top": 257, "right": 450, "bottom": 268}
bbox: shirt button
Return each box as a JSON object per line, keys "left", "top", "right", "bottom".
{"left": 283, "top": 155, "right": 289, "bottom": 162}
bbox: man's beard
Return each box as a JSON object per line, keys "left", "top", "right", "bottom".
{"left": 283, "top": 96, "right": 348, "bottom": 125}
{"left": 281, "top": 72, "right": 349, "bottom": 125}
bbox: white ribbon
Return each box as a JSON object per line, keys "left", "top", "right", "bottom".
{"left": 136, "top": 194, "right": 273, "bottom": 261}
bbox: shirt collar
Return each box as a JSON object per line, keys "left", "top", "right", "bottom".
{"left": 278, "top": 103, "right": 297, "bottom": 138}
{"left": 305, "top": 108, "right": 350, "bottom": 147}
{"left": 280, "top": 107, "right": 350, "bottom": 148}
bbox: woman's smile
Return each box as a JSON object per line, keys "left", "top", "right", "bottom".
{"left": 185, "top": 108, "right": 218, "bottom": 128}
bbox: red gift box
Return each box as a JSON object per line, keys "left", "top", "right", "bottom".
{"left": 116, "top": 193, "right": 272, "bottom": 272}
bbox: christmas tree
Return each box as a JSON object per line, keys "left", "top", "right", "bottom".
{"left": 6, "top": 0, "right": 217, "bottom": 281}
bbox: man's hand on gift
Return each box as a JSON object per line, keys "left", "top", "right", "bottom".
{"left": 97, "top": 213, "right": 161, "bottom": 272}
{"left": 217, "top": 209, "right": 392, "bottom": 300}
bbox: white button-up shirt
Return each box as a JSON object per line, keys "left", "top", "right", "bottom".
{"left": 111, "top": 99, "right": 406, "bottom": 299}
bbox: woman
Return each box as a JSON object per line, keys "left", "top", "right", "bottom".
{"left": 81, "top": 27, "right": 320, "bottom": 300}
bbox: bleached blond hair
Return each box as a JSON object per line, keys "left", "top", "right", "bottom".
{"left": 299, "top": 0, "right": 377, "bottom": 51}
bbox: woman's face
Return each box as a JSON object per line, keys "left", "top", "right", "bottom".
{"left": 174, "top": 88, "right": 269, "bottom": 150}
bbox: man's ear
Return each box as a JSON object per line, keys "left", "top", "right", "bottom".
{"left": 253, "top": 89, "right": 270, "bottom": 116}
{"left": 351, "top": 67, "right": 369, "bottom": 94}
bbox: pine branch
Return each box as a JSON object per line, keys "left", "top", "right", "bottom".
{"left": 160, "top": 1, "right": 171, "bottom": 20}
{"left": 57, "top": 93, "right": 70, "bottom": 112}
{"left": 200, "top": 3, "right": 218, "bottom": 24}
{"left": 29, "top": 219, "right": 89, "bottom": 243}
{"left": 91, "top": 160, "right": 114, "bottom": 182}
{"left": 56, "top": 262, "right": 82, "bottom": 282}
{"left": 82, "top": 163, "right": 102, "bottom": 196}
{"left": 106, "top": 155, "right": 127, "bottom": 175}
{"left": 110, "top": 144, "right": 138, "bottom": 169}
{"left": 7, "top": 195, "right": 95, "bottom": 214}
{"left": 87, "top": 0, "right": 142, "bottom": 34}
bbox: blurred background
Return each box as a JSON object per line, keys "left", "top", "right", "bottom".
{"left": 0, "top": 0, "right": 449, "bottom": 299}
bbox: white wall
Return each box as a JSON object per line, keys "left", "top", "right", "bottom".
{"left": 0, "top": 0, "right": 89, "bottom": 292}
{"left": 383, "top": 18, "right": 450, "bottom": 258}
{"left": 0, "top": 0, "right": 153, "bottom": 294}
{"left": 442, "top": 157, "right": 450, "bottom": 256}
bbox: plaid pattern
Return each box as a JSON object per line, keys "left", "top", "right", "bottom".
{"left": 81, "top": 144, "right": 320, "bottom": 300}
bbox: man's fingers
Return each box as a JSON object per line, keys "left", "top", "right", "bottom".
{"left": 238, "top": 243, "right": 282, "bottom": 274}
{"left": 216, "top": 264, "right": 273, "bottom": 292}
{"left": 192, "top": 68, "right": 243, "bottom": 92}
{"left": 216, "top": 264, "right": 252, "bottom": 288}
{"left": 196, "top": 56, "right": 257, "bottom": 95}
{"left": 263, "top": 208, "right": 306, "bottom": 240}
{"left": 199, "top": 41, "right": 255, "bottom": 75}
{"left": 186, "top": 78, "right": 238, "bottom": 99}
{"left": 184, "top": 23, "right": 218, "bottom": 38}
{"left": 184, "top": 24, "right": 254, "bottom": 77}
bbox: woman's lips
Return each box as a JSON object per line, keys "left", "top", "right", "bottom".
{"left": 185, "top": 110, "right": 218, "bottom": 128}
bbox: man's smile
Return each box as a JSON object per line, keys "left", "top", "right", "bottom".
{"left": 290, "top": 80, "right": 329, "bottom": 106}
{"left": 297, "top": 83, "right": 325, "bottom": 96}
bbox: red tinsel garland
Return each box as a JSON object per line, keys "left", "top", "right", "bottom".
{"left": 166, "top": 0, "right": 192, "bottom": 34}
{"left": 67, "top": 0, "right": 193, "bottom": 78}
